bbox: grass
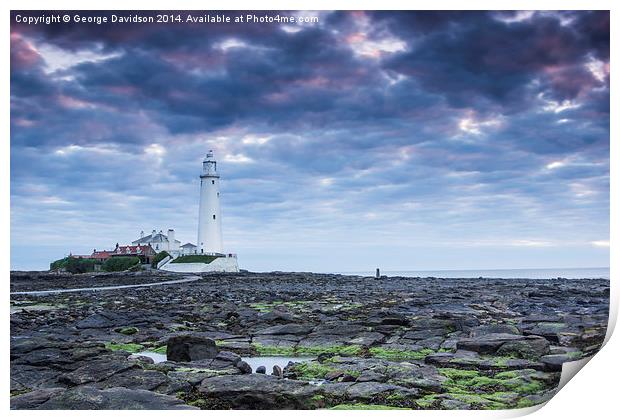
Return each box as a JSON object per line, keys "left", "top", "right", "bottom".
{"left": 11, "top": 388, "right": 32, "bottom": 397}
{"left": 248, "top": 300, "right": 311, "bottom": 313}
{"left": 171, "top": 255, "right": 220, "bottom": 264}
{"left": 448, "top": 393, "right": 508, "bottom": 410}
{"left": 296, "top": 345, "right": 362, "bottom": 356}
{"left": 369, "top": 347, "right": 435, "bottom": 360}
{"left": 329, "top": 404, "right": 409, "bottom": 410}
{"left": 251, "top": 343, "right": 362, "bottom": 357}
{"left": 415, "top": 395, "right": 439, "bottom": 408}
{"left": 105, "top": 342, "right": 144, "bottom": 352}
{"left": 490, "top": 356, "right": 513, "bottom": 367}
{"left": 114, "top": 326, "right": 139, "bottom": 335}
{"left": 249, "top": 302, "right": 283, "bottom": 312}
{"left": 152, "top": 345, "right": 167, "bottom": 354}
{"left": 436, "top": 367, "right": 547, "bottom": 409}
{"left": 290, "top": 362, "right": 335, "bottom": 380}
{"left": 252, "top": 343, "right": 296, "bottom": 356}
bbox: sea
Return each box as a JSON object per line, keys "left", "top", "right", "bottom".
{"left": 340, "top": 267, "right": 610, "bottom": 280}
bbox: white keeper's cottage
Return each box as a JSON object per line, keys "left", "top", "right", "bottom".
{"left": 132, "top": 229, "right": 181, "bottom": 254}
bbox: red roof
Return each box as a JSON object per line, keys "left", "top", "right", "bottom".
{"left": 113, "top": 245, "right": 155, "bottom": 255}
{"left": 91, "top": 250, "right": 112, "bottom": 259}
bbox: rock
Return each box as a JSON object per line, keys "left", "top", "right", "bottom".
{"left": 11, "top": 337, "right": 63, "bottom": 355}
{"left": 440, "top": 398, "right": 471, "bottom": 410}
{"left": 403, "top": 330, "right": 446, "bottom": 340}
{"left": 254, "top": 324, "right": 314, "bottom": 336}
{"left": 166, "top": 335, "right": 218, "bottom": 362}
{"left": 497, "top": 338, "right": 550, "bottom": 359}
{"left": 198, "top": 374, "right": 318, "bottom": 409}
{"left": 345, "top": 332, "right": 385, "bottom": 346}
{"left": 128, "top": 354, "right": 154, "bottom": 364}
{"left": 256, "top": 365, "right": 266, "bottom": 374}
{"left": 115, "top": 327, "right": 139, "bottom": 335}
{"left": 272, "top": 365, "right": 283, "bottom": 378}
{"left": 522, "top": 314, "right": 562, "bottom": 323}
{"left": 355, "top": 370, "right": 386, "bottom": 383}
{"left": 10, "top": 271, "right": 609, "bottom": 410}
{"left": 258, "top": 310, "right": 296, "bottom": 322}
{"left": 324, "top": 370, "right": 344, "bottom": 381}
{"left": 10, "top": 387, "right": 65, "bottom": 409}
{"left": 214, "top": 351, "right": 241, "bottom": 364}
{"left": 76, "top": 313, "right": 116, "bottom": 329}
{"left": 380, "top": 316, "right": 409, "bottom": 326}
{"left": 425, "top": 350, "right": 545, "bottom": 371}
{"left": 523, "top": 323, "right": 573, "bottom": 343}
{"left": 34, "top": 386, "right": 197, "bottom": 409}
{"left": 216, "top": 340, "right": 252, "bottom": 352}
{"left": 236, "top": 360, "right": 252, "bottom": 374}
{"left": 340, "top": 373, "right": 357, "bottom": 382}
{"left": 469, "top": 324, "right": 520, "bottom": 337}
{"left": 11, "top": 364, "right": 64, "bottom": 389}
{"left": 457, "top": 334, "right": 548, "bottom": 355}
{"left": 540, "top": 353, "right": 582, "bottom": 371}
{"left": 18, "top": 347, "right": 74, "bottom": 367}
{"left": 297, "top": 335, "right": 348, "bottom": 348}
{"left": 251, "top": 335, "right": 298, "bottom": 349}
{"left": 384, "top": 364, "right": 446, "bottom": 392}
{"left": 94, "top": 368, "right": 170, "bottom": 391}
{"left": 58, "top": 359, "right": 136, "bottom": 386}
{"left": 345, "top": 382, "right": 417, "bottom": 399}
{"left": 416, "top": 336, "right": 444, "bottom": 350}
{"left": 409, "top": 318, "right": 456, "bottom": 330}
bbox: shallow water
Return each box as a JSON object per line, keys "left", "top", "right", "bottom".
{"left": 133, "top": 351, "right": 167, "bottom": 363}
{"left": 131, "top": 352, "right": 313, "bottom": 373}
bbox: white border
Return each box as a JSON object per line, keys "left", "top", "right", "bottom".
{"left": 3, "top": 1, "right": 615, "bottom": 419}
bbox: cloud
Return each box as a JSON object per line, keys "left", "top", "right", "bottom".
{"left": 10, "top": 11, "right": 609, "bottom": 271}
{"left": 591, "top": 240, "right": 610, "bottom": 248}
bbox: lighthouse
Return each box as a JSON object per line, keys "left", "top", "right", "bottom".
{"left": 157, "top": 149, "right": 239, "bottom": 272}
{"left": 197, "top": 150, "right": 224, "bottom": 254}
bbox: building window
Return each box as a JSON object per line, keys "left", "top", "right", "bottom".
{"left": 212, "top": 180, "right": 215, "bottom": 185}
{"left": 213, "top": 214, "right": 216, "bottom": 220}
{"left": 217, "top": 192, "right": 219, "bottom": 197}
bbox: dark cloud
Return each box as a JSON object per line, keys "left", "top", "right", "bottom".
{"left": 10, "top": 10, "right": 609, "bottom": 270}
{"left": 381, "top": 12, "right": 608, "bottom": 110}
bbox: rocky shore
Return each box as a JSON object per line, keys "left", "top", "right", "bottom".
{"left": 10, "top": 271, "right": 609, "bottom": 410}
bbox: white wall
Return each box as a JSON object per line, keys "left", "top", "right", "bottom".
{"left": 197, "top": 174, "right": 223, "bottom": 254}
{"left": 160, "top": 256, "right": 239, "bottom": 273}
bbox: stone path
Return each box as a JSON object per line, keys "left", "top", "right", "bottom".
{"left": 10, "top": 275, "right": 201, "bottom": 296}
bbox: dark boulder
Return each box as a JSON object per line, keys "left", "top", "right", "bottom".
{"left": 33, "top": 386, "right": 197, "bottom": 409}
{"left": 10, "top": 388, "right": 65, "bottom": 409}
{"left": 457, "top": 333, "right": 548, "bottom": 355}
{"left": 236, "top": 360, "right": 252, "bottom": 374}
{"left": 469, "top": 324, "right": 520, "bottom": 337}
{"left": 166, "top": 335, "right": 218, "bottom": 362}
{"left": 198, "top": 374, "right": 318, "bottom": 409}
{"left": 497, "top": 339, "right": 550, "bottom": 359}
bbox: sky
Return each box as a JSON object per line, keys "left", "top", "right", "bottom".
{"left": 10, "top": 10, "right": 610, "bottom": 272}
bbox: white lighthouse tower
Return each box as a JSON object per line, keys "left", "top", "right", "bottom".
{"left": 197, "top": 150, "right": 224, "bottom": 254}
{"left": 158, "top": 149, "right": 239, "bottom": 273}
